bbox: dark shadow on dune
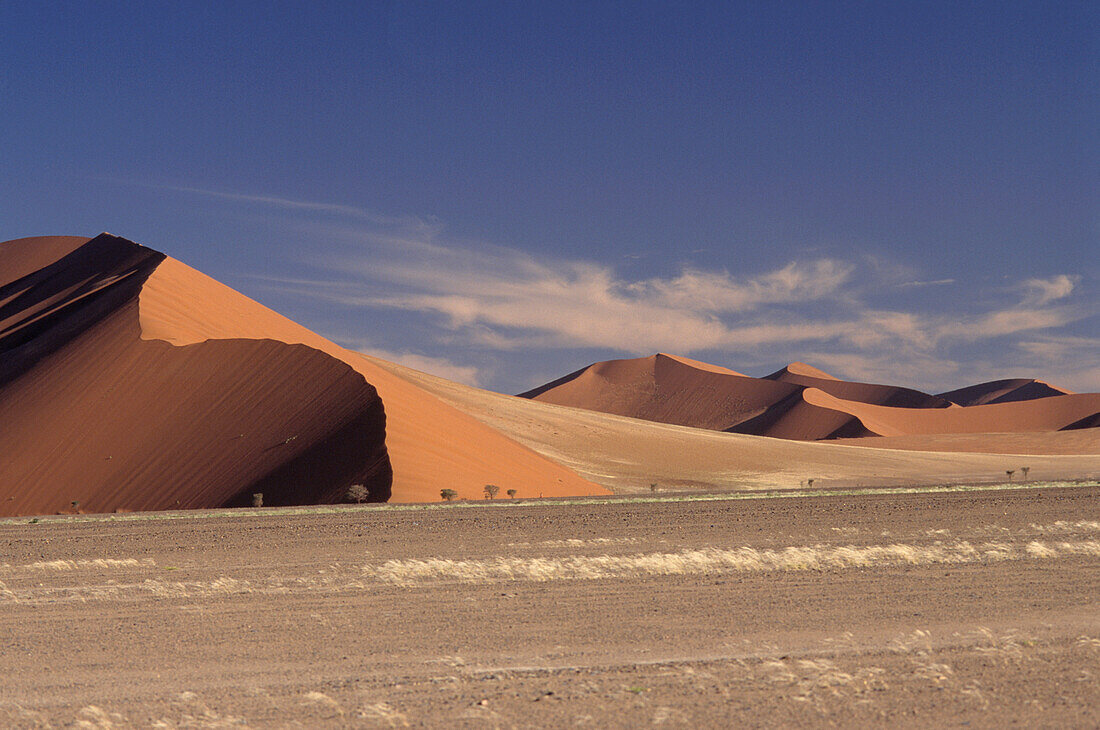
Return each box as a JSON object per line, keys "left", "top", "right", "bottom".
{"left": 226, "top": 397, "right": 393, "bottom": 507}
{"left": 1061, "top": 413, "right": 1100, "bottom": 431}
{"left": 0, "top": 234, "right": 164, "bottom": 387}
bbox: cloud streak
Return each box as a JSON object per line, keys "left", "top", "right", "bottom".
{"left": 296, "top": 229, "right": 1087, "bottom": 366}
{"left": 173, "top": 185, "right": 1097, "bottom": 392}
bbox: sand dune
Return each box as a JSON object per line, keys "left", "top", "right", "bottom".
{"left": 801, "top": 386, "right": 1100, "bottom": 437}
{"left": 368, "top": 357, "right": 1100, "bottom": 492}
{"left": 764, "top": 362, "right": 952, "bottom": 409}
{"left": 4, "top": 233, "right": 1094, "bottom": 518}
{"left": 0, "top": 234, "right": 604, "bottom": 516}
{"left": 525, "top": 354, "right": 1099, "bottom": 442}
{"left": 938, "top": 378, "right": 1072, "bottom": 406}
{"left": 520, "top": 353, "right": 794, "bottom": 431}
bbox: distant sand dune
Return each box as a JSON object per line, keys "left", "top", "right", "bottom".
{"left": 523, "top": 353, "right": 1097, "bottom": 442}
{"left": 369, "top": 357, "right": 1100, "bottom": 493}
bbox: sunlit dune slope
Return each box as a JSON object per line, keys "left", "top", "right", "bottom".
{"left": 0, "top": 234, "right": 604, "bottom": 516}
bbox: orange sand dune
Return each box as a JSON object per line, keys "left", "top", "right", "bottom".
{"left": 801, "top": 387, "right": 1100, "bottom": 438}
{"left": 938, "top": 378, "right": 1072, "bottom": 406}
{"left": 764, "top": 362, "right": 952, "bottom": 409}
{"left": 372, "top": 357, "right": 1100, "bottom": 492}
{"left": 525, "top": 354, "right": 1099, "bottom": 443}
{"left": 765, "top": 361, "right": 840, "bottom": 381}
{"left": 524, "top": 354, "right": 949, "bottom": 439}
{"left": 0, "top": 234, "right": 604, "bottom": 516}
{"left": 520, "top": 353, "right": 796, "bottom": 431}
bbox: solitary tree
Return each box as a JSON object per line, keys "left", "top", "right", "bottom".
{"left": 440, "top": 488, "right": 458, "bottom": 501}
{"left": 346, "top": 483, "right": 369, "bottom": 504}
{"left": 506, "top": 489, "right": 517, "bottom": 499}
{"left": 650, "top": 483, "right": 658, "bottom": 492}
{"left": 251, "top": 493, "right": 263, "bottom": 508}
{"left": 807, "top": 478, "right": 815, "bottom": 488}
{"left": 484, "top": 484, "right": 500, "bottom": 500}
{"left": 1021, "top": 466, "right": 1030, "bottom": 480}
{"left": 1006, "top": 469, "right": 1015, "bottom": 481}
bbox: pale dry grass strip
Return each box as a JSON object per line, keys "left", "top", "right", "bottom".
{"left": 506, "top": 537, "right": 643, "bottom": 548}
{"left": 0, "top": 558, "right": 155, "bottom": 573}
{"left": 1028, "top": 520, "right": 1100, "bottom": 534}
{"left": 363, "top": 539, "right": 1100, "bottom": 586}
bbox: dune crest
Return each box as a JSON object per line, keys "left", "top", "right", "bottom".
{"left": 766, "top": 361, "right": 839, "bottom": 381}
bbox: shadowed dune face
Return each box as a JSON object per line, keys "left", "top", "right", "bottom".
{"left": 0, "top": 235, "right": 165, "bottom": 387}
{"left": 0, "top": 234, "right": 604, "bottom": 516}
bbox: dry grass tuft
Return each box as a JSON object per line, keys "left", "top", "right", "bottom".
{"left": 362, "top": 538, "right": 1100, "bottom": 585}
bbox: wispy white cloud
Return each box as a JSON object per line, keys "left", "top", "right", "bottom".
{"left": 1021, "top": 274, "right": 1078, "bottom": 306}
{"left": 168, "top": 185, "right": 1097, "bottom": 392}
{"left": 131, "top": 181, "right": 445, "bottom": 237}
{"left": 333, "top": 338, "right": 483, "bottom": 386}
{"left": 279, "top": 222, "right": 1092, "bottom": 389}
{"left": 367, "top": 349, "right": 483, "bottom": 387}
{"left": 898, "top": 278, "right": 956, "bottom": 288}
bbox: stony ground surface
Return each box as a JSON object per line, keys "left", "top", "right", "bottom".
{"left": 1, "top": 486, "right": 1098, "bottom": 728}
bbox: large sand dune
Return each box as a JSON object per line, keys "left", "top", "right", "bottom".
{"left": 524, "top": 353, "right": 1099, "bottom": 442}
{"left": 0, "top": 234, "right": 605, "bottom": 516}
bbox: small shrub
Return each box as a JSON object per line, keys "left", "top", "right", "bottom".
{"left": 650, "top": 483, "right": 657, "bottom": 492}
{"left": 251, "top": 493, "right": 263, "bottom": 508}
{"left": 345, "top": 483, "right": 369, "bottom": 503}
{"left": 440, "top": 488, "right": 458, "bottom": 501}
{"left": 484, "top": 484, "right": 500, "bottom": 500}
{"left": 506, "top": 489, "right": 517, "bottom": 499}
{"left": 807, "top": 478, "right": 815, "bottom": 488}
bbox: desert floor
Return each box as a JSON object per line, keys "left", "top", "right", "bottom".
{"left": 1, "top": 485, "right": 1098, "bottom": 728}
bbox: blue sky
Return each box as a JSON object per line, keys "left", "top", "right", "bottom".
{"left": 2, "top": 1, "right": 1097, "bottom": 392}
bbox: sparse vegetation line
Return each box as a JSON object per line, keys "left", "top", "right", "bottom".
{"left": 1, "top": 480, "right": 1095, "bottom": 526}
